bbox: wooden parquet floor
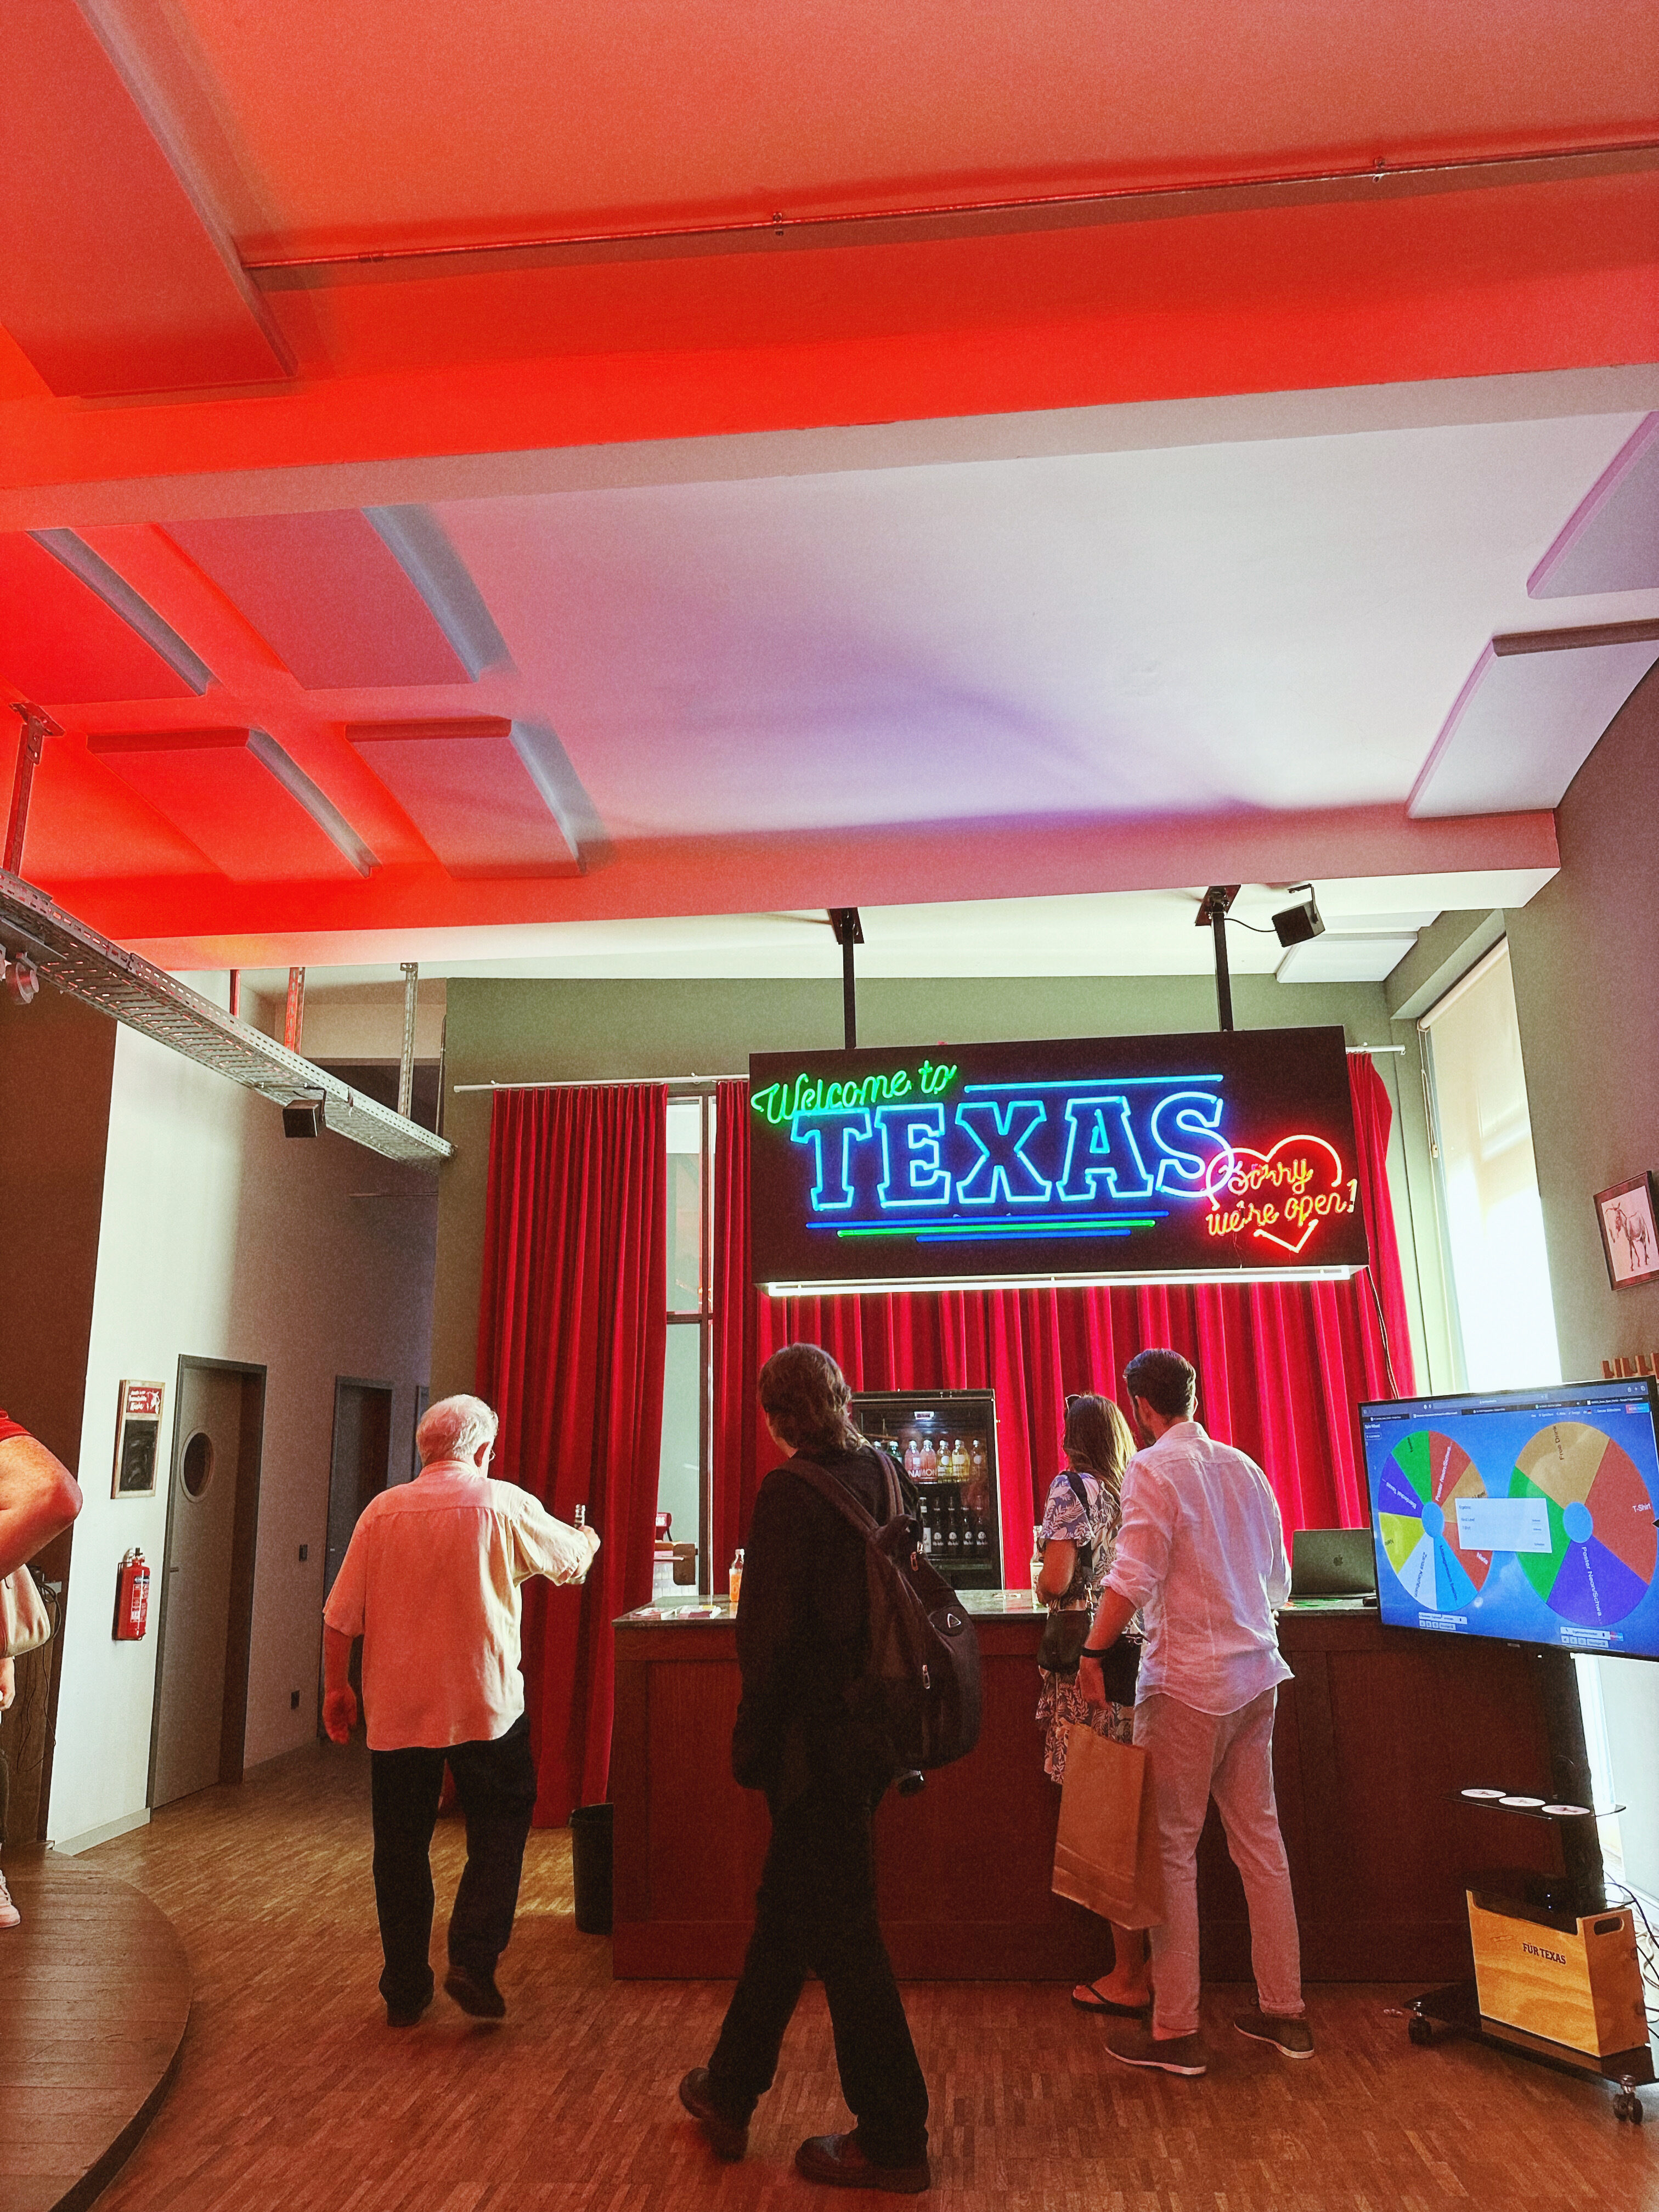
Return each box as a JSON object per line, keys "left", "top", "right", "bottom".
{"left": 80, "top": 1745, "right": 1658, "bottom": 2212}
{"left": 0, "top": 1848, "right": 189, "bottom": 2212}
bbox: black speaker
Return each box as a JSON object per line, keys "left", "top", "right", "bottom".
{"left": 1272, "top": 891, "right": 1324, "bottom": 947}
{"left": 283, "top": 1097, "right": 323, "bottom": 1138}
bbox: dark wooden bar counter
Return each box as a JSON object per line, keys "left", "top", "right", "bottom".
{"left": 611, "top": 1593, "right": 1564, "bottom": 1982}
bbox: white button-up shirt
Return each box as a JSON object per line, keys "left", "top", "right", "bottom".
{"left": 1104, "top": 1419, "right": 1292, "bottom": 1716}
{"left": 323, "top": 1459, "right": 598, "bottom": 1750}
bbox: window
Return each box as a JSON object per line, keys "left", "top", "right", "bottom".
{"left": 657, "top": 1096, "right": 714, "bottom": 1586}
{"left": 1419, "top": 940, "right": 1560, "bottom": 1393}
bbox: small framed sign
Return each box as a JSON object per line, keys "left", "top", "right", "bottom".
{"left": 1594, "top": 1175, "right": 1659, "bottom": 1292}
{"left": 112, "top": 1380, "right": 165, "bottom": 1497}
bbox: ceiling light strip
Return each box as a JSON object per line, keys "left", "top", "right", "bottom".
{"left": 0, "top": 871, "right": 449, "bottom": 1169}
{"left": 765, "top": 1267, "right": 1361, "bottom": 1297}
{"left": 245, "top": 139, "right": 1659, "bottom": 286}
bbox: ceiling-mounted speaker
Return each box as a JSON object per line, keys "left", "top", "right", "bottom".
{"left": 1272, "top": 887, "right": 1324, "bottom": 947}
{"left": 283, "top": 1095, "right": 324, "bottom": 1139}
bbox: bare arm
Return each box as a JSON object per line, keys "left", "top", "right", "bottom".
{"left": 1034, "top": 1537, "right": 1077, "bottom": 1605}
{"left": 0, "top": 1434, "right": 82, "bottom": 1582}
{"left": 321, "top": 1624, "right": 358, "bottom": 1743}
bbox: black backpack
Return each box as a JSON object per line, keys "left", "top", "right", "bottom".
{"left": 789, "top": 1453, "right": 983, "bottom": 1782}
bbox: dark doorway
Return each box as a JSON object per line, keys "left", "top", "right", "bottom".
{"left": 149, "top": 1359, "right": 265, "bottom": 1809}
{"left": 321, "top": 1378, "right": 394, "bottom": 1731}
{"left": 324, "top": 1377, "right": 395, "bottom": 1600}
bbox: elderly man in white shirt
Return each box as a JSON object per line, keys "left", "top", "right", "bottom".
{"left": 1080, "top": 1347, "right": 1309, "bottom": 2077}
{"left": 323, "top": 1392, "right": 598, "bottom": 2027}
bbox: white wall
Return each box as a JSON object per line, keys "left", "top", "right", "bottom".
{"left": 49, "top": 1026, "right": 437, "bottom": 1849}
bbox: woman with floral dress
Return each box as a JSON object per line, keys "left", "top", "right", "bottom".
{"left": 1034, "top": 1391, "right": 1150, "bottom": 2016}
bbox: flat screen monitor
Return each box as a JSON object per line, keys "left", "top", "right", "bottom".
{"left": 852, "top": 1389, "right": 1002, "bottom": 1591}
{"left": 1357, "top": 1378, "right": 1659, "bottom": 1661}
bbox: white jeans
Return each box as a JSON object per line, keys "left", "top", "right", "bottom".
{"left": 1133, "top": 1687, "right": 1304, "bottom": 2039}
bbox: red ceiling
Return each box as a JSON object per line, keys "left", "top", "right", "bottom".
{"left": 0, "top": 535, "right": 196, "bottom": 703}
{"left": 0, "top": 3, "right": 1652, "bottom": 953}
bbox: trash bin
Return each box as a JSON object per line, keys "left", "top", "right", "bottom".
{"left": 570, "top": 1801, "right": 614, "bottom": 1934}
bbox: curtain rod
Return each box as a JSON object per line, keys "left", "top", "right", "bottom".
{"left": 459, "top": 1045, "right": 1405, "bottom": 1092}
{"left": 452, "top": 1074, "right": 740, "bottom": 1092}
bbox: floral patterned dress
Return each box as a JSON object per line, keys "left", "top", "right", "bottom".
{"left": 1035, "top": 1465, "right": 1133, "bottom": 1782}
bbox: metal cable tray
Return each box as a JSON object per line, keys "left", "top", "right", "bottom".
{"left": 0, "top": 871, "right": 452, "bottom": 1170}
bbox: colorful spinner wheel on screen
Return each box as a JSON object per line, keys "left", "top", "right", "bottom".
{"left": 1510, "top": 1422, "right": 1658, "bottom": 1627}
{"left": 1374, "top": 1430, "right": 1493, "bottom": 1610}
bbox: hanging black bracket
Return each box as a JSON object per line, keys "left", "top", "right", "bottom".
{"left": 1195, "top": 885, "right": 1241, "bottom": 1033}
{"left": 828, "top": 907, "right": 864, "bottom": 1052}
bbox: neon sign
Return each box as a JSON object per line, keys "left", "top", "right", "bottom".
{"left": 748, "top": 1029, "right": 1369, "bottom": 1293}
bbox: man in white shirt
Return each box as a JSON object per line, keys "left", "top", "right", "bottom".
{"left": 1080, "top": 1348, "right": 1309, "bottom": 2076}
{"left": 323, "top": 1392, "right": 599, "bottom": 2027}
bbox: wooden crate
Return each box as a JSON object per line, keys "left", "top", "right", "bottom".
{"left": 1468, "top": 1891, "right": 1649, "bottom": 2058}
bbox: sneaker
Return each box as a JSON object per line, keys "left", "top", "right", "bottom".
{"left": 794, "top": 2133, "right": 931, "bottom": 2194}
{"left": 1234, "top": 2007, "right": 1314, "bottom": 2058}
{"left": 0, "top": 1872, "right": 17, "bottom": 1929}
{"left": 1102, "top": 2020, "right": 1207, "bottom": 2076}
{"left": 678, "top": 2067, "right": 749, "bottom": 2162}
{"left": 443, "top": 1964, "right": 506, "bottom": 2019}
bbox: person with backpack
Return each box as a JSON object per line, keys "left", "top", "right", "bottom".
{"left": 679, "top": 1343, "right": 933, "bottom": 2194}
{"left": 1033, "top": 1391, "right": 1150, "bottom": 2018}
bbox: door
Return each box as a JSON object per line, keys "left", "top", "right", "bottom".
{"left": 151, "top": 1361, "right": 264, "bottom": 1809}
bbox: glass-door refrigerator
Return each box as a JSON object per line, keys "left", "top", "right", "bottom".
{"left": 851, "top": 1388, "right": 1002, "bottom": 1590}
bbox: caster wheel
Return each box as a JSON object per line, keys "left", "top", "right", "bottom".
{"left": 1408, "top": 2015, "right": 1433, "bottom": 2046}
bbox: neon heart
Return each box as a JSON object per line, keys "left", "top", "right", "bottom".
{"left": 1200, "top": 1135, "right": 1350, "bottom": 1257}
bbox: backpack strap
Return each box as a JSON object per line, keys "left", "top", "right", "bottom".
{"left": 787, "top": 1452, "right": 904, "bottom": 1533}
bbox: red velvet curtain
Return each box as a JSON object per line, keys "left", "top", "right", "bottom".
{"left": 476, "top": 1084, "right": 668, "bottom": 1825}
{"left": 711, "top": 1058, "right": 1414, "bottom": 1573}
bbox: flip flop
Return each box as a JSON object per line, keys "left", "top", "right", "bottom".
{"left": 1071, "top": 1980, "right": 1151, "bottom": 2017}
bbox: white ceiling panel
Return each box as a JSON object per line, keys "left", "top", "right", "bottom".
{"left": 1410, "top": 637, "right": 1659, "bottom": 819}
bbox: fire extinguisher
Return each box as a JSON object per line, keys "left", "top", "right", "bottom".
{"left": 114, "top": 1547, "right": 150, "bottom": 1640}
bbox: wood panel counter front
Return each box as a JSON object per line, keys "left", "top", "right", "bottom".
{"left": 611, "top": 1594, "right": 1563, "bottom": 1982}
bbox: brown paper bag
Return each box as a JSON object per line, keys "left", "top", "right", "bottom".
{"left": 1051, "top": 1723, "right": 1165, "bottom": 1927}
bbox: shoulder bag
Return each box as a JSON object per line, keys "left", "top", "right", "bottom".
{"left": 2, "top": 1564, "right": 53, "bottom": 1656}
{"left": 1035, "top": 1470, "right": 1140, "bottom": 1700}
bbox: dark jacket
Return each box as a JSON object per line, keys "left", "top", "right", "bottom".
{"left": 731, "top": 1442, "right": 916, "bottom": 1809}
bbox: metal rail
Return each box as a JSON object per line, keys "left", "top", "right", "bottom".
{"left": 0, "top": 872, "right": 452, "bottom": 1170}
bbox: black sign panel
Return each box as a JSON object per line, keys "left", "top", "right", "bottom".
{"left": 749, "top": 1027, "right": 1369, "bottom": 1292}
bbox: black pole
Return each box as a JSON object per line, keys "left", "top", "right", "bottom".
{"left": 828, "top": 908, "right": 862, "bottom": 1052}
{"left": 1212, "top": 902, "right": 1234, "bottom": 1033}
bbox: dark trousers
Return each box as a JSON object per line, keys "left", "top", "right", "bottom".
{"left": 369, "top": 1715, "right": 538, "bottom": 2008}
{"left": 707, "top": 1784, "right": 929, "bottom": 2167}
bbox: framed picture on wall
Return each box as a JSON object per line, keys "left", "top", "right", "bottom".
{"left": 1594, "top": 1175, "right": 1659, "bottom": 1291}
{"left": 111, "top": 1380, "right": 165, "bottom": 1497}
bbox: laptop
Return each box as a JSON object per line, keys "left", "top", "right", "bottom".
{"left": 1290, "top": 1527, "right": 1378, "bottom": 1604}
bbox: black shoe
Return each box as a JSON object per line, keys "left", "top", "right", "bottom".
{"left": 678, "top": 2068, "right": 748, "bottom": 2161}
{"left": 385, "top": 1985, "right": 433, "bottom": 2028}
{"left": 795, "top": 2133, "right": 930, "bottom": 2194}
{"left": 443, "top": 1964, "right": 506, "bottom": 2019}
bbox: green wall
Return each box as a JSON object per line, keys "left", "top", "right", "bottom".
{"left": 1505, "top": 666, "right": 1659, "bottom": 1898}
{"left": 430, "top": 970, "right": 1396, "bottom": 1396}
